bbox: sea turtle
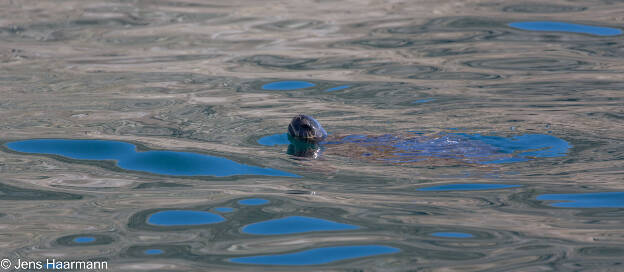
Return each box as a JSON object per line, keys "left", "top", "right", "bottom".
{"left": 285, "top": 114, "right": 327, "bottom": 159}
{"left": 284, "top": 114, "right": 571, "bottom": 165}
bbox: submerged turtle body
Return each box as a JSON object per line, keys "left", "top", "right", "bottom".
{"left": 286, "top": 115, "right": 571, "bottom": 165}
{"left": 322, "top": 134, "right": 507, "bottom": 165}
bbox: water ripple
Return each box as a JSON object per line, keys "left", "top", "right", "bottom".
{"left": 229, "top": 245, "right": 400, "bottom": 265}
{"left": 6, "top": 139, "right": 297, "bottom": 177}
{"left": 463, "top": 57, "right": 589, "bottom": 71}
{"left": 502, "top": 3, "right": 587, "bottom": 13}
{"left": 2, "top": 0, "right": 624, "bottom": 270}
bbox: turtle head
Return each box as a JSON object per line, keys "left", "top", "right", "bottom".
{"left": 288, "top": 114, "right": 327, "bottom": 142}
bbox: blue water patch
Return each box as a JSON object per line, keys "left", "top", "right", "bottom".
{"left": 229, "top": 245, "right": 400, "bottom": 265}
{"left": 242, "top": 216, "right": 360, "bottom": 235}
{"left": 509, "top": 21, "right": 622, "bottom": 36}
{"left": 214, "top": 207, "right": 234, "bottom": 213}
{"left": 458, "top": 133, "right": 572, "bottom": 164}
{"left": 258, "top": 133, "right": 290, "bottom": 146}
{"left": 238, "top": 198, "right": 269, "bottom": 206}
{"left": 6, "top": 139, "right": 136, "bottom": 160}
{"left": 325, "top": 85, "right": 351, "bottom": 92}
{"left": 73, "top": 236, "right": 95, "bottom": 243}
{"left": 412, "top": 98, "right": 435, "bottom": 103}
{"left": 537, "top": 192, "right": 624, "bottom": 208}
{"left": 417, "top": 184, "right": 521, "bottom": 191}
{"left": 258, "top": 132, "right": 332, "bottom": 146}
{"left": 144, "top": 249, "right": 163, "bottom": 255}
{"left": 432, "top": 232, "right": 474, "bottom": 238}
{"left": 5, "top": 139, "right": 297, "bottom": 177}
{"left": 147, "top": 210, "right": 225, "bottom": 226}
{"left": 262, "top": 81, "right": 315, "bottom": 90}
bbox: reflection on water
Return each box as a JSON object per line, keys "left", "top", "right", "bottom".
{"left": 417, "top": 184, "right": 521, "bottom": 191}
{"left": 238, "top": 198, "right": 270, "bottom": 206}
{"left": 502, "top": 3, "right": 587, "bottom": 13}
{"left": 242, "top": 216, "right": 359, "bottom": 235}
{"left": 258, "top": 133, "right": 290, "bottom": 146}
{"left": 287, "top": 138, "right": 323, "bottom": 158}
{"left": 262, "top": 81, "right": 315, "bottom": 91}
{"left": 412, "top": 98, "right": 436, "bottom": 104}
{"left": 214, "top": 207, "right": 235, "bottom": 213}
{"left": 56, "top": 234, "right": 114, "bottom": 247}
{"left": 6, "top": 139, "right": 297, "bottom": 177}
{"left": 509, "top": 21, "right": 622, "bottom": 36}
{"left": 229, "top": 245, "right": 400, "bottom": 265}
{"left": 537, "top": 192, "right": 624, "bottom": 208}
{"left": 73, "top": 236, "right": 96, "bottom": 243}
{"left": 459, "top": 134, "right": 572, "bottom": 163}
{"left": 324, "top": 85, "right": 351, "bottom": 92}
{"left": 432, "top": 232, "right": 474, "bottom": 238}
{"left": 1, "top": 0, "right": 624, "bottom": 270}
{"left": 144, "top": 249, "right": 164, "bottom": 255}
{"left": 147, "top": 210, "right": 225, "bottom": 226}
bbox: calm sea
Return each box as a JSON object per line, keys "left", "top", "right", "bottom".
{"left": 1, "top": 0, "right": 623, "bottom": 271}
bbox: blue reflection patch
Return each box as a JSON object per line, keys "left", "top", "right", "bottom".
{"left": 258, "top": 133, "right": 290, "bottom": 146}
{"left": 214, "top": 207, "right": 235, "bottom": 213}
{"left": 238, "top": 198, "right": 269, "bottom": 206}
{"left": 458, "top": 133, "right": 572, "bottom": 164}
{"left": 242, "top": 216, "right": 360, "bottom": 235}
{"left": 432, "top": 232, "right": 474, "bottom": 238}
{"left": 229, "top": 245, "right": 400, "bottom": 265}
{"left": 537, "top": 192, "right": 624, "bottom": 208}
{"left": 412, "top": 98, "right": 435, "bottom": 103}
{"left": 144, "top": 249, "right": 163, "bottom": 255}
{"left": 262, "top": 81, "right": 315, "bottom": 90}
{"left": 5, "top": 139, "right": 297, "bottom": 177}
{"left": 509, "top": 21, "right": 622, "bottom": 36}
{"left": 147, "top": 210, "right": 225, "bottom": 226}
{"left": 73, "top": 237, "right": 95, "bottom": 243}
{"left": 5, "top": 139, "right": 136, "bottom": 160}
{"left": 417, "top": 184, "right": 521, "bottom": 191}
{"left": 325, "top": 85, "right": 351, "bottom": 92}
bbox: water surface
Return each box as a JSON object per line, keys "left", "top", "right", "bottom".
{"left": 509, "top": 21, "right": 622, "bottom": 36}
{"left": 238, "top": 198, "right": 270, "bottom": 206}
{"left": 73, "top": 237, "right": 96, "bottom": 243}
{"left": 432, "top": 232, "right": 474, "bottom": 238}
{"left": 147, "top": 210, "right": 225, "bottom": 226}
{"left": 417, "top": 184, "right": 521, "bottom": 191}
{"left": 144, "top": 249, "right": 164, "bottom": 255}
{"left": 262, "top": 81, "right": 315, "bottom": 90}
{"left": 1, "top": 0, "right": 623, "bottom": 270}
{"left": 242, "top": 216, "right": 359, "bottom": 235}
{"left": 537, "top": 192, "right": 624, "bottom": 208}
{"left": 229, "top": 245, "right": 400, "bottom": 265}
{"left": 6, "top": 139, "right": 297, "bottom": 177}
{"left": 325, "top": 85, "right": 351, "bottom": 92}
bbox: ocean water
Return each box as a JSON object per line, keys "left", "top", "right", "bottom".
{"left": 6, "top": 139, "right": 298, "bottom": 177}
{"left": 0, "top": 0, "right": 623, "bottom": 271}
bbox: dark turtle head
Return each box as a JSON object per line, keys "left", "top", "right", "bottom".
{"left": 288, "top": 114, "right": 327, "bottom": 142}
